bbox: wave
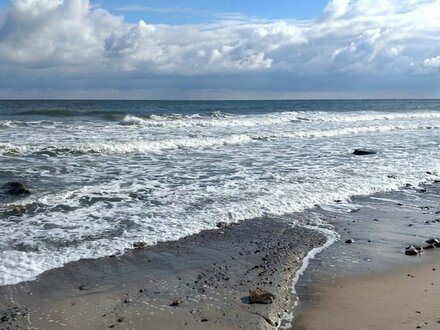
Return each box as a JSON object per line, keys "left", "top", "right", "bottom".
{"left": 119, "top": 111, "right": 440, "bottom": 129}
{"left": 1, "top": 123, "right": 438, "bottom": 157}
{"left": 0, "top": 120, "right": 59, "bottom": 128}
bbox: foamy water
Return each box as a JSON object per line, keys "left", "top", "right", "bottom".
{"left": 1, "top": 100, "right": 440, "bottom": 285}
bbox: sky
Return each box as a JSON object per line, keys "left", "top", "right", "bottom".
{"left": 0, "top": 0, "right": 439, "bottom": 99}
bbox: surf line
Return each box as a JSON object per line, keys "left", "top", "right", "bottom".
{"left": 277, "top": 223, "right": 339, "bottom": 329}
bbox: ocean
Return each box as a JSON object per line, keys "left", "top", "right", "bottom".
{"left": 1, "top": 99, "right": 440, "bottom": 285}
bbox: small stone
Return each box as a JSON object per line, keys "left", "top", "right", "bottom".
{"left": 345, "top": 239, "right": 354, "bottom": 244}
{"left": 123, "top": 297, "right": 133, "bottom": 304}
{"left": 353, "top": 149, "right": 377, "bottom": 156}
{"left": 216, "top": 222, "right": 227, "bottom": 228}
{"left": 133, "top": 241, "right": 147, "bottom": 249}
{"left": 249, "top": 288, "right": 275, "bottom": 304}
{"left": 425, "top": 238, "right": 439, "bottom": 244}
{"left": 201, "top": 318, "right": 209, "bottom": 322}
{"left": 170, "top": 299, "right": 181, "bottom": 307}
{"left": 405, "top": 245, "right": 423, "bottom": 256}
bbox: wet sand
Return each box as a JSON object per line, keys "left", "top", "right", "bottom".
{"left": 0, "top": 217, "right": 326, "bottom": 330}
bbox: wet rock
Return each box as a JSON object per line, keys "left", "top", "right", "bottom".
{"left": 216, "top": 222, "right": 228, "bottom": 228}
{"left": 425, "top": 238, "right": 439, "bottom": 244}
{"left": 133, "top": 241, "right": 147, "bottom": 249}
{"left": 405, "top": 245, "right": 423, "bottom": 256}
{"left": 345, "top": 239, "right": 354, "bottom": 244}
{"left": 353, "top": 149, "right": 377, "bottom": 156}
{"left": 1, "top": 182, "right": 30, "bottom": 196}
{"left": 248, "top": 288, "right": 275, "bottom": 304}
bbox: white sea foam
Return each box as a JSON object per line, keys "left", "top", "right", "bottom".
{"left": 118, "top": 111, "right": 440, "bottom": 129}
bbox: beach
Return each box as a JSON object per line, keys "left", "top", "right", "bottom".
{"left": 295, "top": 257, "right": 440, "bottom": 330}
{"left": 0, "top": 217, "right": 326, "bottom": 329}
{"left": 2, "top": 100, "right": 440, "bottom": 329}
{"left": 2, "top": 182, "right": 440, "bottom": 329}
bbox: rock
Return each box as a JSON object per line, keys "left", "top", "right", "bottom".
{"left": 170, "top": 299, "right": 181, "bottom": 307}
{"left": 405, "top": 245, "right": 423, "bottom": 256}
{"left": 353, "top": 149, "right": 377, "bottom": 156}
{"left": 201, "top": 318, "right": 209, "bottom": 322}
{"left": 216, "top": 222, "right": 227, "bottom": 228}
{"left": 345, "top": 239, "right": 354, "bottom": 244}
{"left": 133, "top": 241, "right": 147, "bottom": 249}
{"left": 1, "top": 182, "right": 30, "bottom": 196}
{"left": 249, "top": 288, "right": 275, "bottom": 304}
{"left": 123, "top": 297, "right": 133, "bottom": 304}
{"left": 425, "top": 238, "right": 439, "bottom": 244}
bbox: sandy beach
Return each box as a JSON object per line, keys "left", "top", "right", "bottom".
{"left": 295, "top": 255, "right": 440, "bottom": 330}
{"left": 293, "top": 182, "right": 440, "bottom": 330}
{"left": 3, "top": 181, "right": 440, "bottom": 329}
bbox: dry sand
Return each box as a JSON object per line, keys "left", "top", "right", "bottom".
{"left": 294, "top": 255, "right": 440, "bottom": 330}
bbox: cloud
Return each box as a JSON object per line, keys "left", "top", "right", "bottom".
{"left": 424, "top": 56, "right": 440, "bottom": 68}
{"left": 0, "top": 0, "right": 439, "bottom": 98}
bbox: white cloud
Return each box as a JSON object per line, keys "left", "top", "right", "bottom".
{"left": 424, "top": 56, "right": 440, "bottom": 67}
{"left": 0, "top": 0, "right": 439, "bottom": 98}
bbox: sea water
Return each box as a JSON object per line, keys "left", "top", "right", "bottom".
{"left": 1, "top": 99, "right": 440, "bottom": 285}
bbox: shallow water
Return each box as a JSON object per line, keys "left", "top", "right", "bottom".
{"left": 1, "top": 99, "right": 440, "bottom": 285}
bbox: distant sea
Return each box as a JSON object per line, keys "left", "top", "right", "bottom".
{"left": 1, "top": 99, "right": 440, "bottom": 285}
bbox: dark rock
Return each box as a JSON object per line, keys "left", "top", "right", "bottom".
{"left": 123, "top": 297, "right": 133, "bottom": 304}
{"left": 405, "top": 245, "right": 423, "bottom": 256}
{"left": 425, "top": 238, "right": 440, "bottom": 244}
{"left": 248, "top": 288, "right": 275, "bottom": 304}
{"left": 201, "top": 318, "right": 209, "bottom": 322}
{"left": 345, "top": 239, "right": 354, "bottom": 244}
{"left": 170, "top": 299, "right": 181, "bottom": 307}
{"left": 397, "top": 203, "right": 403, "bottom": 206}
{"left": 216, "top": 222, "right": 227, "bottom": 228}
{"left": 353, "top": 149, "right": 377, "bottom": 156}
{"left": 132, "top": 241, "right": 147, "bottom": 249}
{"left": 1, "top": 182, "right": 30, "bottom": 196}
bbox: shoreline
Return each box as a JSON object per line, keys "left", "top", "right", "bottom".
{"left": 2, "top": 181, "right": 440, "bottom": 329}
{"left": 293, "top": 182, "right": 440, "bottom": 329}
{"left": 0, "top": 217, "right": 326, "bottom": 329}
